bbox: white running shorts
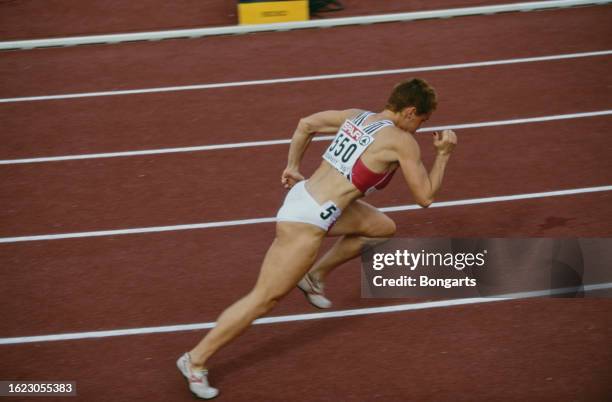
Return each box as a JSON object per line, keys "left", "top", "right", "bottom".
{"left": 276, "top": 181, "right": 342, "bottom": 231}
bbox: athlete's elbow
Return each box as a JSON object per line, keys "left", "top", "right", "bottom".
{"left": 298, "top": 118, "right": 317, "bottom": 136}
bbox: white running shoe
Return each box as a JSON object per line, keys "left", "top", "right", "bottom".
{"left": 176, "top": 352, "right": 219, "bottom": 400}
{"left": 297, "top": 273, "right": 332, "bottom": 309}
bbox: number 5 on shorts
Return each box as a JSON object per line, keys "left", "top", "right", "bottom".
{"left": 320, "top": 205, "right": 338, "bottom": 220}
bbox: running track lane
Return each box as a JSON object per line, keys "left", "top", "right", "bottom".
{"left": 0, "top": 0, "right": 517, "bottom": 40}
{"left": 1, "top": 56, "right": 611, "bottom": 158}
{"left": 1, "top": 6, "right": 610, "bottom": 98}
{"left": 0, "top": 300, "right": 610, "bottom": 401}
{"left": 0, "top": 116, "right": 610, "bottom": 236}
{"left": 1, "top": 190, "right": 610, "bottom": 337}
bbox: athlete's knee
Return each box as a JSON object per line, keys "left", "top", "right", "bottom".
{"left": 258, "top": 297, "right": 278, "bottom": 315}
{"left": 251, "top": 288, "right": 283, "bottom": 315}
{"left": 382, "top": 216, "right": 397, "bottom": 237}
{"left": 364, "top": 214, "right": 396, "bottom": 238}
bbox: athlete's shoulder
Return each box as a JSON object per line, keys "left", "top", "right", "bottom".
{"left": 300, "top": 109, "right": 363, "bottom": 134}
{"left": 377, "top": 126, "right": 420, "bottom": 158}
{"left": 343, "top": 108, "right": 367, "bottom": 121}
{"left": 376, "top": 123, "right": 408, "bottom": 142}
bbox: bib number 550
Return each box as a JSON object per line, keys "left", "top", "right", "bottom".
{"left": 328, "top": 135, "right": 358, "bottom": 163}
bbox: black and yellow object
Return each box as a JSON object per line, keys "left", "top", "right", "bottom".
{"left": 238, "top": 0, "right": 309, "bottom": 25}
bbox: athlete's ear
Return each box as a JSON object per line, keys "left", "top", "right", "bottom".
{"left": 401, "top": 106, "right": 417, "bottom": 119}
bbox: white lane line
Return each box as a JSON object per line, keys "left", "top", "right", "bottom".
{"left": 0, "top": 185, "right": 610, "bottom": 244}
{"left": 1, "top": 282, "right": 610, "bottom": 345}
{"left": 1, "top": 110, "right": 610, "bottom": 165}
{"left": 1, "top": 50, "right": 610, "bottom": 104}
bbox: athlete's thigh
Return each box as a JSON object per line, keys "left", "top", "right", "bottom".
{"left": 254, "top": 221, "right": 325, "bottom": 297}
{"left": 328, "top": 199, "right": 392, "bottom": 237}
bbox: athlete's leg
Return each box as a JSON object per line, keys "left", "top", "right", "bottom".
{"left": 189, "top": 222, "right": 325, "bottom": 369}
{"left": 308, "top": 200, "right": 396, "bottom": 282}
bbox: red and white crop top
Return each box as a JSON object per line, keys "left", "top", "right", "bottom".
{"left": 322, "top": 111, "right": 397, "bottom": 195}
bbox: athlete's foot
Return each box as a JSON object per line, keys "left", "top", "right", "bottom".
{"left": 297, "top": 272, "right": 332, "bottom": 309}
{"left": 176, "top": 353, "right": 219, "bottom": 399}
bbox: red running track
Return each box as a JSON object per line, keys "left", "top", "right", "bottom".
{"left": 1, "top": 0, "right": 520, "bottom": 40}
{"left": 1, "top": 116, "right": 611, "bottom": 236}
{"left": 1, "top": 301, "right": 611, "bottom": 401}
{"left": 1, "top": 191, "right": 611, "bottom": 339}
{"left": 1, "top": 6, "right": 611, "bottom": 157}
{"left": 0, "top": 5, "right": 611, "bottom": 402}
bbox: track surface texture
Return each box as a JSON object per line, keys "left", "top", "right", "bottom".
{"left": 1, "top": 0, "right": 518, "bottom": 40}
{"left": 0, "top": 3, "right": 611, "bottom": 402}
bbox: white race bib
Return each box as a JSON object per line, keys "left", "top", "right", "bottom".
{"left": 322, "top": 119, "right": 374, "bottom": 178}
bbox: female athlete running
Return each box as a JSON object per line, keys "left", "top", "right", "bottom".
{"left": 177, "top": 78, "right": 457, "bottom": 399}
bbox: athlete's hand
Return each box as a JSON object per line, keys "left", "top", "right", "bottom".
{"left": 433, "top": 129, "right": 457, "bottom": 156}
{"left": 281, "top": 167, "right": 305, "bottom": 189}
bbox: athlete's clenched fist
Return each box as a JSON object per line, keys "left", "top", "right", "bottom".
{"left": 433, "top": 129, "right": 457, "bottom": 156}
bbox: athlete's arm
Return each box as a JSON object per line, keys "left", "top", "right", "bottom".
{"left": 297, "top": 109, "right": 362, "bottom": 135}
{"left": 396, "top": 129, "right": 457, "bottom": 207}
{"left": 282, "top": 109, "right": 361, "bottom": 188}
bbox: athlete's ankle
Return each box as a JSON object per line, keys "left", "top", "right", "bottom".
{"left": 191, "top": 363, "right": 207, "bottom": 372}
{"left": 308, "top": 271, "right": 325, "bottom": 283}
{"left": 187, "top": 351, "right": 208, "bottom": 371}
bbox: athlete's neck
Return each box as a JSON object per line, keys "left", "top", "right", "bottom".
{"left": 380, "top": 109, "right": 401, "bottom": 126}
